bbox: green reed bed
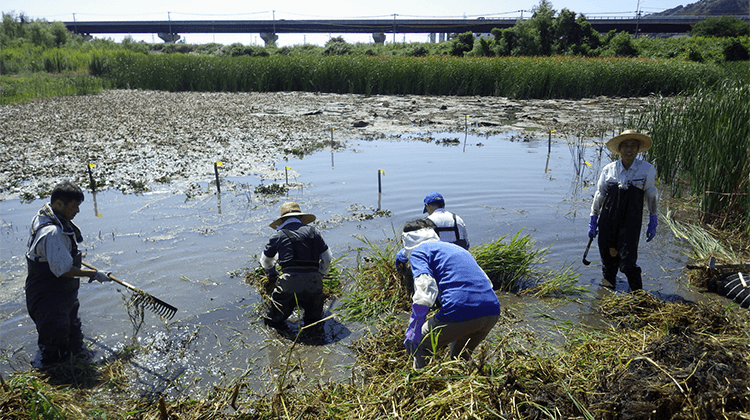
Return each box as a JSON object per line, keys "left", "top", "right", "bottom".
{"left": 102, "top": 52, "right": 730, "bottom": 99}
{"left": 1, "top": 46, "right": 92, "bottom": 75}
{"left": 638, "top": 79, "right": 750, "bottom": 230}
{"left": 0, "top": 73, "right": 106, "bottom": 104}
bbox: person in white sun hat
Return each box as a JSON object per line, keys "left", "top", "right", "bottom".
{"left": 589, "top": 130, "right": 659, "bottom": 292}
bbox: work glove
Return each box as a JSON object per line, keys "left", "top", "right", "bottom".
{"left": 90, "top": 270, "right": 112, "bottom": 283}
{"left": 395, "top": 249, "right": 408, "bottom": 271}
{"left": 266, "top": 267, "right": 279, "bottom": 278}
{"left": 588, "top": 215, "right": 598, "bottom": 239}
{"left": 646, "top": 214, "right": 658, "bottom": 242}
{"left": 404, "top": 303, "right": 429, "bottom": 355}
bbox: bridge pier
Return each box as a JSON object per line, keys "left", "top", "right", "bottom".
{"left": 372, "top": 32, "right": 386, "bottom": 44}
{"left": 158, "top": 32, "right": 181, "bottom": 43}
{"left": 259, "top": 32, "right": 278, "bottom": 46}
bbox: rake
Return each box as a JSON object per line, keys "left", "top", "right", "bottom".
{"left": 83, "top": 262, "right": 178, "bottom": 320}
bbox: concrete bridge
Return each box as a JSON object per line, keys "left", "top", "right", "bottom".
{"left": 64, "top": 16, "right": 750, "bottom": 45}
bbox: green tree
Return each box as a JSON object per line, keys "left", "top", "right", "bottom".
{"left": 467, "top": 35, "right": 493, "bottom": 56}
{"left": 532, "top": 0, "right": 556, "bottom": 55}
{"left": 691, "top": 16, "right": 750, "bottom": 38}
{"left": 724, "top": 39, "right": 750, "bottom": 61}
{"left": 599, "top": 31, "right": 638, "bottom": 57}
{"left": 450, "top": 31, "right": 475, "bottom": 56}
{"left": 552, "top": 9, "right": 601, "bottom": 55}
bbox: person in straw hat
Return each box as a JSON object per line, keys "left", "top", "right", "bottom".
{"left": 588, "top": 130, "right": 659, "bottom": 291}
{"left": 259, "top": 201, "right": 333, "bottom": 330}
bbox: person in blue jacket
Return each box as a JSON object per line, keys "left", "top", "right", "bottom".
{"left": 400, "top": 218, "right": 500, "bottom": 369}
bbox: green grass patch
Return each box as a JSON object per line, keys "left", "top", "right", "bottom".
{"left": 0, "top": 72, "right": 106, "bottom": 104}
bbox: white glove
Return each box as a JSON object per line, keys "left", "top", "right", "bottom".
{"left": 90, "top": 270, "right": 112, "bottom": 283}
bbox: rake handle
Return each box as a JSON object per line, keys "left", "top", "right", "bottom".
{"left": 82, "top": 262, "right": 141, "bottom": 293}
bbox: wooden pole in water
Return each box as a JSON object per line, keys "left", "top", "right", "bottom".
{"left": 214, "top": 162, "right": 222, "bottom": 194}
{"left": 463, "top": 115, "right": 469, "bottom": 152}
{"left": 378, "top": 169, "right": 384, "bottom": 193}
{"left": 548, "top": 130, "right": 554, "bottom": 154}
{"left": 285, "top": 166, "right": 290, "bottom": 184}
{"left": 87, "top": 163, "right": 96, "bottom": 192}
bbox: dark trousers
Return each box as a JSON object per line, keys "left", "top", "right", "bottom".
{"left": 26, "top": 260, "right": 83, "bottom": 364}
{"left": 266, "top": 271, "right": 325, "bottom": 325}
{"left": 598, "top": 184, "right": 645, "bottom": 291}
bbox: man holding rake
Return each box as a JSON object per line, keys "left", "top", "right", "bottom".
{"left": 25, "top": 180, "right": 112, "bottom": 367}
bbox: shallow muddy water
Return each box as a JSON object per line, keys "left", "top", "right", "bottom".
{"left": 0, "top": 132, "right": 706, "bottom": 396}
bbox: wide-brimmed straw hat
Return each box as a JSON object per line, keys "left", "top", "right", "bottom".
{"left": 269, "top": 201, "right": 316, "bottom": 229}
{"left": 606, "top": 130, "right": 653, "bottom": 154}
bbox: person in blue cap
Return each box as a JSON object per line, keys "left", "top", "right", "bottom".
{"left": 422, "top": 192, "right": 470, "bottom": 250}
{"left": 588, "top": 130, "right": 658, "bottom": 291}
{"left": 395, "top": 192, "right": 471, "bottom": 297}
{"left": 400, "top": 218, "right": 500, "bottom": 369}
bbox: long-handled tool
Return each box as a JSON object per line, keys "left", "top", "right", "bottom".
{"left": 582, "top": 237, "right": 594, "bottom": 266}
{"left": 686, "top": 256, "right": 750, "bottom": 272}
{"left": 83, "top": 262, "right": 177, "bottom": 320}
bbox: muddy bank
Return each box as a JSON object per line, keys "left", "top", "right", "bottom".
{"left": 0, "top": 90, "right": 648, "bottom": 201}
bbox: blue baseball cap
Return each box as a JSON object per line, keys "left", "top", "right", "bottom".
{"left": 423, "top": 192, "right": 445, "bottom": 213}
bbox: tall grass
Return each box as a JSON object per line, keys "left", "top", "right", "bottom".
{"left": 102, "top": 52, "right": 730, "bottom": 99}
{"left": 637, "top": 79, "right": 750, "bottom": 230}
{"left": 0, "top": 73, "right": 106, "bottom": 104}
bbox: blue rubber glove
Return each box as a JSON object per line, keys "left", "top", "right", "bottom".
{"left": 646, "top": 214, "right": 658, "bottom": 242}
{"left": 588, "top": 215, "right": 598, "bottom": 239}
{"left": 404, "top": 303, "right": 429, "bottom": 354}
{"left": 266, "top": 267, "right": 278, "bottom": 278}
{"left": 395, "top": 249, "right": 408, "bottom": 271}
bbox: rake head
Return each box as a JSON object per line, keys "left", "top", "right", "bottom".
{"left": 132, "top": 292, "right": 178, "bottom": 320}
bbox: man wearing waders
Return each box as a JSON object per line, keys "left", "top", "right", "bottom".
{"left": 589, "top": 130, "right": 658, "bottom": 291}
{"left": 260, "top": 201, "right": 333, "bottom": 330}
{"left": 25, "top": 181, "right": 112, "bottom": 366}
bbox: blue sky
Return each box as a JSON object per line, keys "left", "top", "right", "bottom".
{"left": 3, "top": 0, "right": 692, "bottom": 45}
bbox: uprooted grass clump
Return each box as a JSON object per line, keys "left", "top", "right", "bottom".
{"left": 341, "top": 229, "right": 585, "bottom": 323}
{"left": 243, "top": 254, "right": 347, "bottom": 301}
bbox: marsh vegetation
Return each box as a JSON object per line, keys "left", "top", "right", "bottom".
{"left": 1, "top": 7, "right": 749, "bottom": 419}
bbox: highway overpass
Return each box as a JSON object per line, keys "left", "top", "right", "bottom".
{"left": 64, "top": 16, "right": 750, "bottom": 44}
